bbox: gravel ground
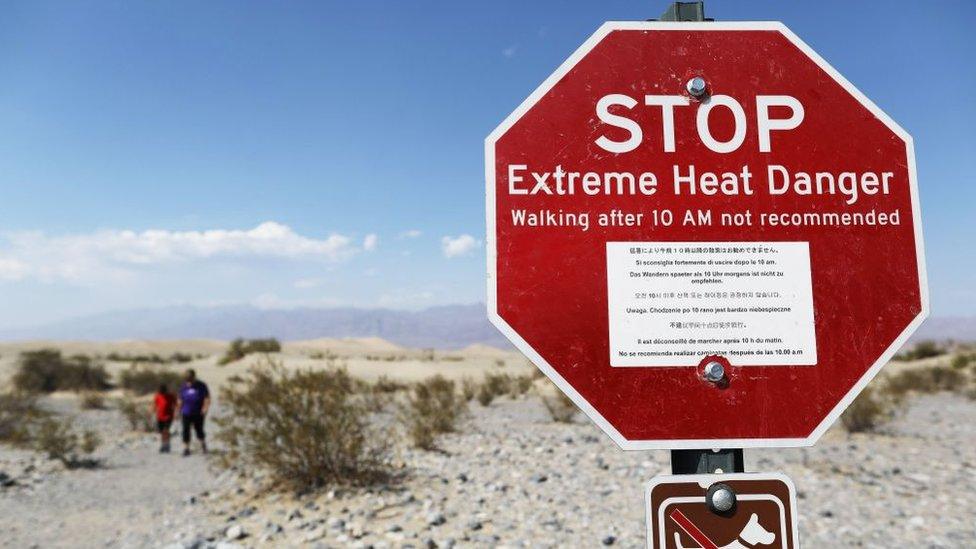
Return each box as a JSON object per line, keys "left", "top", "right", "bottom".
{"left": 1, "top": 392, "right": 974, "bottom": 548}
{"left": 0, "top": 396, "right": 225, "bottom": 548}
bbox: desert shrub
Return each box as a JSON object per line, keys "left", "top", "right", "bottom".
{"left": 509, "top": 374, "right": 534, "bottom": 398}
{"left": 885, "top": 365, "right": 964, "bottom": 400}
{"left": 219, "top": 338, "right": 282, "bottom": 365}
{"left": 118, "top": 365, "right": 182, "bottom": 395}
{"left": 482, "top": 373, "right": 513, "bottom": 398}
{"left": 461, "top": 378, "right": 477, "bottom": 402}
{"left": 476, "top": 384, "right": 495, "bottom": 407}
{"left": 541, "top": 391, "right": 578, "bottom": 423}
{"left": 80, "top": 429, "right": 101, "bottom": 454}
{"left": 0, "top": 392, "right": 47, "bottom": 444}
{"left": 13, "top": 350, "right": 110, "bottom": 393}
{"left": 398, "top": 375, "right": 467, "bottom": 450}
{"left": 107, "top": 351, "right": 195, "bottom": 364}
{"left": 894, "top": 340, "right": 945, "bottom": 361}
{"left": 372, "top": 375, "right": 408, "bottom": 394}
{"left": 116, "top": 397, "right": 153, "bottom": 432}
{"left": 32, "top": 417, "right": 101, "bottom": 468}
{"left": 950, "top": 353, "right": 974, "bottom": 371}
{"left": 841, "top": 387, "right": 892, "bottom": 433}
{"left": 80, "top": 392, "right": 106, "bottom": 410}
{"left": 215, "top": 362, "right": 390, "bottom": 490}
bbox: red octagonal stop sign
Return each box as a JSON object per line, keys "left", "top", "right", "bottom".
{"left": 485, "top": 22, "right": 927, "bottom": 449}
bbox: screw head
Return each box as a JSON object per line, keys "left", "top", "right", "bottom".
{"left": 686, "top": 76, "right": 707, "bottom": 97}
{"left": 702, "top": 361, "right": 725, "bottom": 383}
{"left": 707, "top": 483, "right": 736, "bottom": 514}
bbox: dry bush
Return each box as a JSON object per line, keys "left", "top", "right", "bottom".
{"left": 950, "top": 353, "right": 974, "bottom": 371}
{"left": 509, "top": 374, "right": 535, "bottom": 398}
{"left": 372, "top": 375, "right": 408, "bottom": 394}
{"left": 80, "top": 392, "right": 106, "bottom": 410}
{"left": 461, "top": 378, "right": 477, "bottom": 402}
{"left": 118, "top": 365, "right": 182, "bottom": 395}
{"left": 398, "top": 375, "right": 467, "bottom": 450}
{"left": 893, "top": 340, "right": 945, "bottom": 361}
{"left": 105, "top": 351, "right": 195, "bottom": 364}
{"left": 219, "top": 338, "right": 282, "bottom": 365}
{"left": 0, "top": 392, "right": 47, "bottom": 445}
{"left": 215, "top": 361, "right": 391, "bottom": 491}
{"left": 841, "top": 387, "right": 893, "bottom": 433}
{"left": 476, "top": 383, "right": 495, "bottom": 407}
{"left": 885, "top": 365, "right": 965, "bottom": 401}
{"left": 541, "top": 390, "right": 579, "bottom": 423}
{"left": 32, "top": 417, "right": 101, "bottom": 468}
{"left": 13, "top": 350, "right": 110, "bottom": 393}
{"left": 484, "top": 372, "right": 511, "bottom": 394}
{"left": 115, "top": 397, "right": 153, "bottom": 432}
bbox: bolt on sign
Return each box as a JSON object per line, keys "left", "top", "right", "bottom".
{"left": 485, "top": 21, "right": 927, "bottom": 449}
{"left": 646, "top": 473, "right": 799, "bottom": 549}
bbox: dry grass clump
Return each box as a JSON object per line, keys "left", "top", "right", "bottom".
{"left": 80, "top": 392, "right": 107, "bottom": 410}
{"left": 893, "top": 340, "right": 945, "bottom": 361}
{"left": 13, "top": 350, "right": 110, "bottom": 393}
{"left": 884, "top": 365, "right": 965, "bottom": 401}
{"left": 115, "top": 396, "right": 153, "bottom": 432}
{"left": 841, "top": 363, "right": 972, "bottom": 434}
{"left": 32, "top": 417, "right": 101, "bottom": 468}
{"left": 219, "top": 338, "right": 282, "bottom": 365}
{"left": 472, "top": 372, "right": 535, "bottom": 407}
{"left": 118, "top": 365, "right": 182, "bottom": 395}
{"left": 105, "top": 351, "right": 195, "bottom": 364}
{"left": 398, "top": 375, "right": 467, "bottom": 450}
{"left": 215, "top": 361, "right": 391, "bottom": 491}
{"left": 372, "top": 375, "right": 409, "bottom": 394}
{"left": 461, "top": 378, "right": 478, "bottom": 402}
{"left": 541, "top": 390, "right": 579, "bottom": 423}
{"left": 950, "top": 353, "right": 974, "bottom": 371}
{"left": 841, "top": 387, "right": 895, "bottom": 433}
{"left": 0, "top": 392, "right": 47, "bottom": 444}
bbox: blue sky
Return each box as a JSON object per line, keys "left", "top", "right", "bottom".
{"left": 0, "top": 1, "right": 973, "bottom": 328}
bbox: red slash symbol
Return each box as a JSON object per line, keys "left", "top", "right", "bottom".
{"left": 669, "top": 508, "right": 719, "bottom": 549}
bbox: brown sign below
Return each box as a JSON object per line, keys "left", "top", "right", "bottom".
{"left": 646, "top": 472, "right": 799, "bottom": 548}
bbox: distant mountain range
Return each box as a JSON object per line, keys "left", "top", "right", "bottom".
{"left": 909, "top": 316, "right": 976, "bottom": 343}
{"left": 0, "top": 304, "right": 971, "bottom": 349}
{"left": 0, "top": 304, "right": 512, "bottom": 350}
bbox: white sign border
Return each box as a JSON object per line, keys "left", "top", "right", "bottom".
{"left": 484, "top": 21, "right": 929, "bottom": 450}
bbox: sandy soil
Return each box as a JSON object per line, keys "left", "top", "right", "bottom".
{"left": 0, "top": 340, "right": 973, "bottom": 548}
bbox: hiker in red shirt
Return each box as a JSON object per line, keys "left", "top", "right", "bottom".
{"left": 152, "top": 384, "right": 177, "bottom": 453}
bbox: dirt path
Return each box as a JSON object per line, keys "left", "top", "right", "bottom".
{"left": 0, "top": 400, "right": 224, "bottom": 548}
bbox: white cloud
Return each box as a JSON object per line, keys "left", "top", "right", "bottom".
{"left": 363, "top": 233, "right": 378, "bottom": 252}
{"left": 502, "top": 45, "right": 518, "bottom": 58}
{"left": 397, "top": 229, "right": 422, "bottom": 240}
{"left": 0, "top": 221, "right": 363, "bottom": 284}
{"left": 441, "top": 234, "right": 481, "bottom": 258}
{"left": 293, "top": 277, "right": 326, "bottom": 289}
{"left": 0, "top": 257, "right": 30, "bottom": 281}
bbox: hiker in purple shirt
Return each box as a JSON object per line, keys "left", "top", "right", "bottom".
{"left": 176, "top": 369, "right": 210, "bottom": 456}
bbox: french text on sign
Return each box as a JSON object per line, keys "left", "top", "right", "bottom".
{"left": 606, "top": 242, "right": 817, "bottom": 367}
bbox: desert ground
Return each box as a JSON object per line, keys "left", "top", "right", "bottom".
{"left": 0, "top": 339, "right": 973, "bottom": 548}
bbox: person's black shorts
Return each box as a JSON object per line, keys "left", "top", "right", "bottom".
{"left": 156, "top": 419, "right": 172, "bottom": 433}
{"left": 181, "top": 414, "right": 206, "bottom": 443}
